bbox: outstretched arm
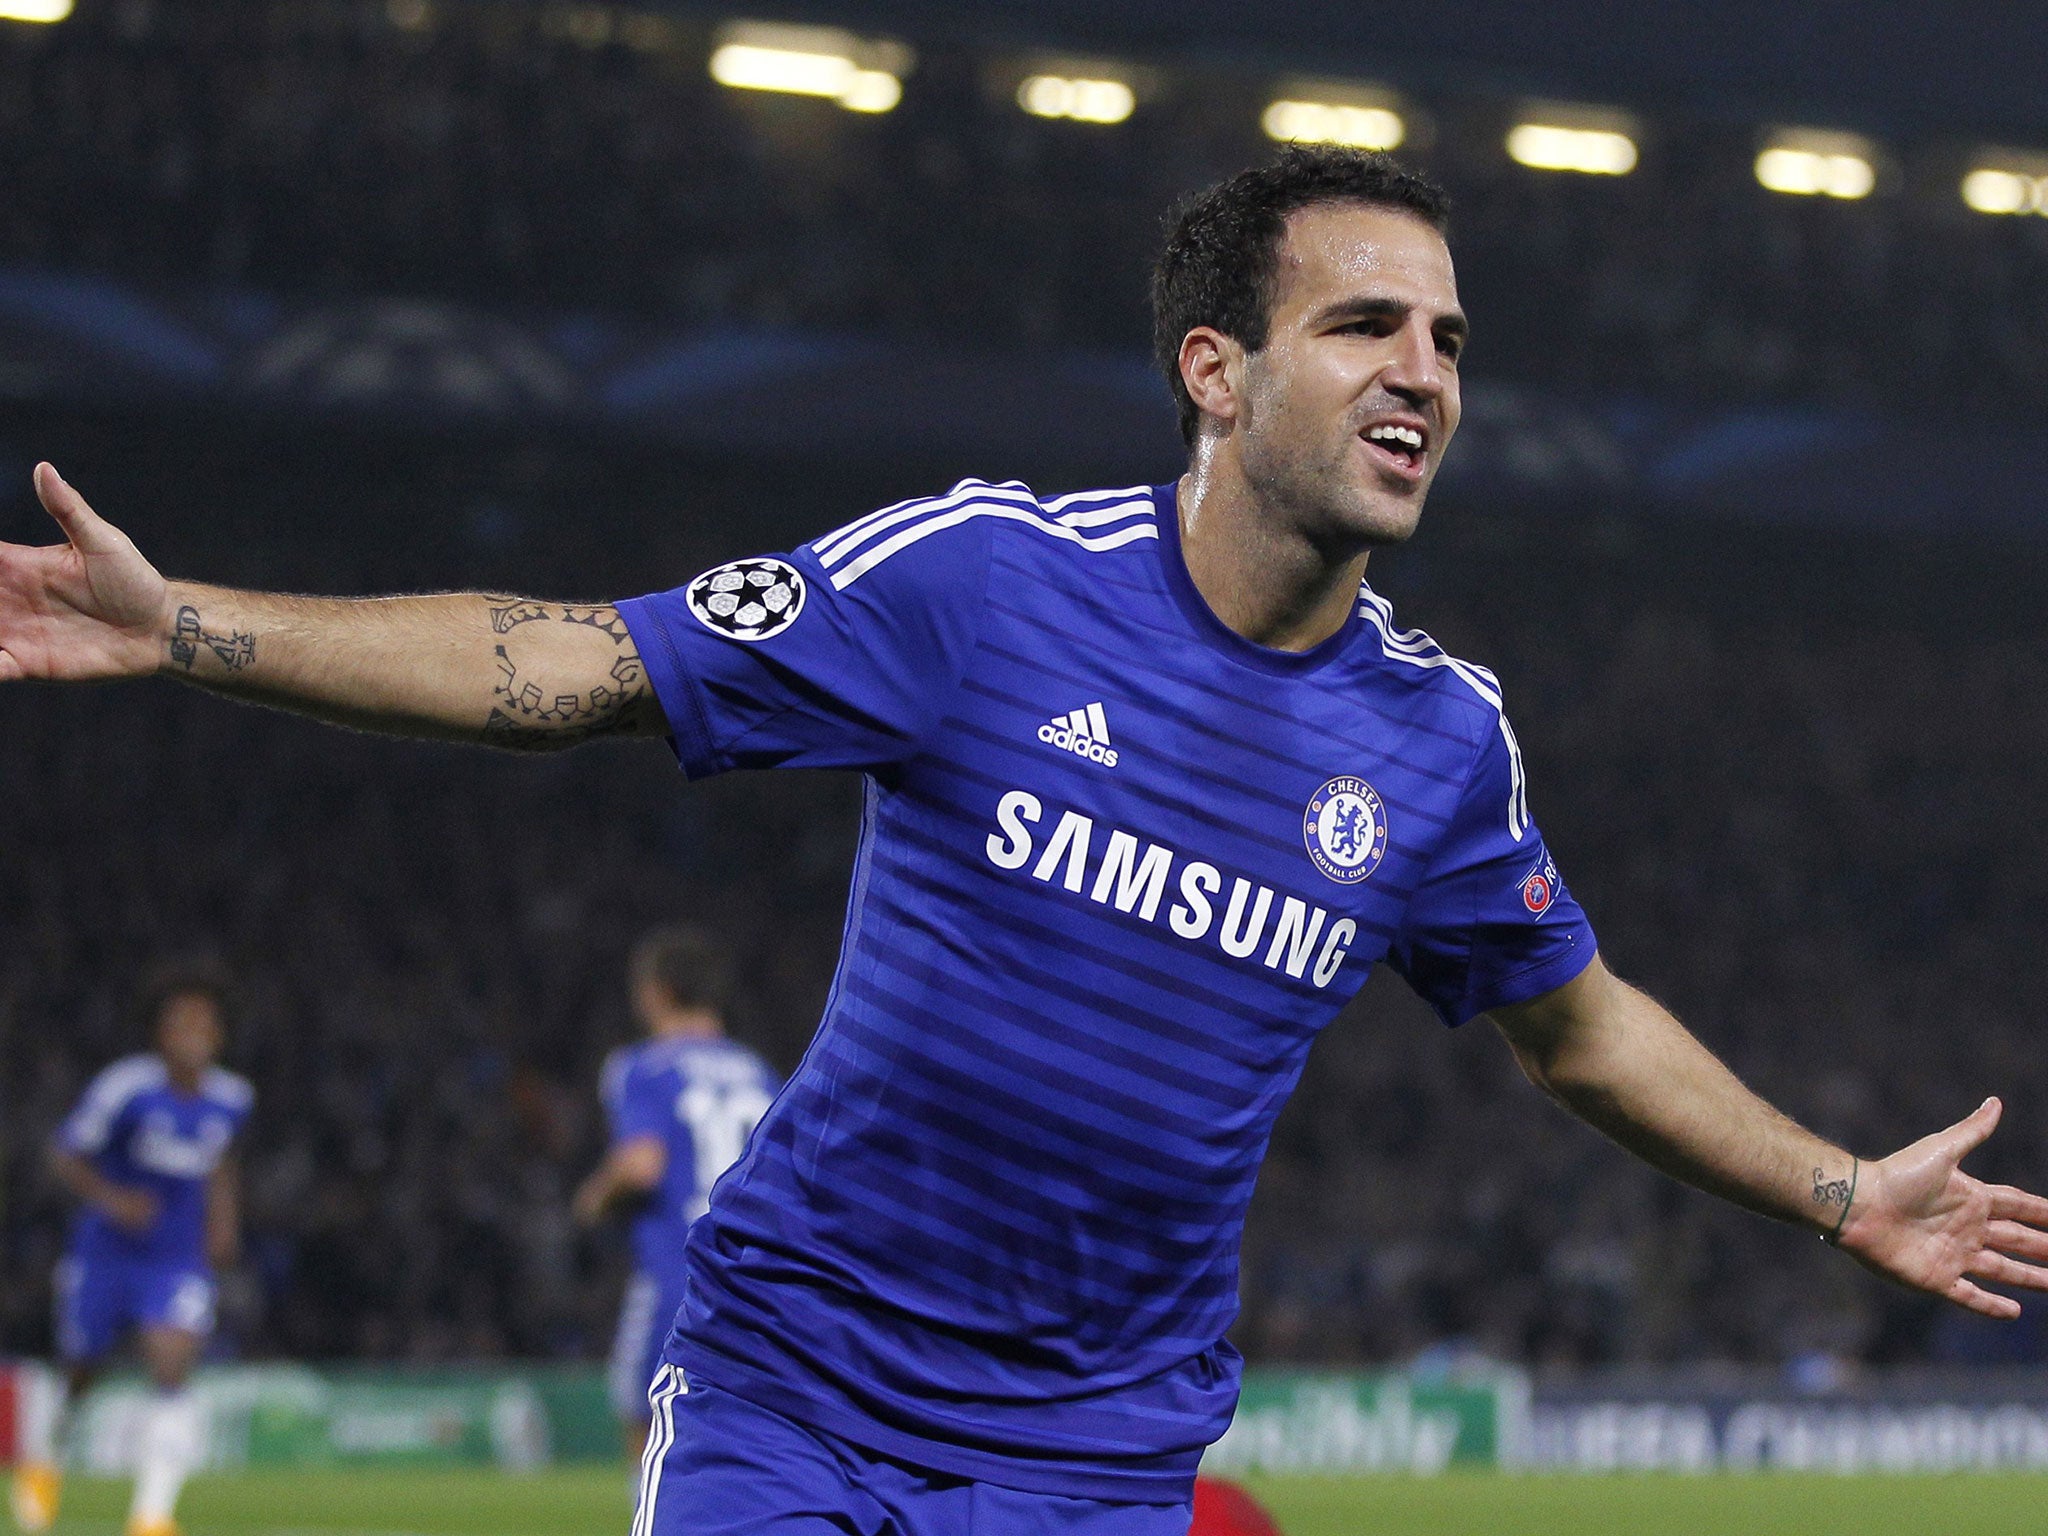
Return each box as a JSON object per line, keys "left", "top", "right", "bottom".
{"left": 1492, "top": 954, "right": 2048, "bottom": 1319}
{"left": 0, "top": 464, "right": 665, "bottom": 751}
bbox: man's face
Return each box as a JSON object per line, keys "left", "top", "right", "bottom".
{"left": 156, "top": 991, "right": 224, "bottom": 1077}
{"left": 1231, "top": 203, "right": 1465, "bottom": 548}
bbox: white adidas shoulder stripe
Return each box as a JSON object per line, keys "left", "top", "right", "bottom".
{"left": 815, "top": 482, "right": 1156, "bottom": 591}
{"left": 811, "top": 479, "right": 1030, "bottom": 565}
{"left": 1355, "top": 586, "right": 1529, "bottom": 843}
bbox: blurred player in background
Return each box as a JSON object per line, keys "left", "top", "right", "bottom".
{"left": 572, "top": 925, "right": 777, "bottom": 1465}
{"left": 9, "top": 967, "right": 251, "bottom": 1536}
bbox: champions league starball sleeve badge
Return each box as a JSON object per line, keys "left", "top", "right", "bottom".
{"left": 685, "top": 558, "right": 807, "bottom": 643}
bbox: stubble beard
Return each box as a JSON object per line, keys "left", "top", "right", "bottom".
{"left": 1242, "top": 426, "right": 1426, "bottom": 559}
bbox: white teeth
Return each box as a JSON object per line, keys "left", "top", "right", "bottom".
{"left": 1367, "top": 424, "right": 1425, "bottom": 450}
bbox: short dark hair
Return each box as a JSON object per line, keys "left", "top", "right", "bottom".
{"left": 630, "top": 923, "right": 733, "bottom": 1014}
{"left": 137, "top": 959, "right": 233, "bottom": 1040}
{"left": 1151, "top": 147, "right": 1451, "bottom": 444}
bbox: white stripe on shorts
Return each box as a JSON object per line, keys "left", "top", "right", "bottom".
{"left": 631, "top": 1364, "right": 687, "bottom": 1536}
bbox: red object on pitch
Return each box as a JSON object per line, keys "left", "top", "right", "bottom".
{"left": 0, "top": 1365, "right": 17, "bottom": 1462}
{"left": 1189, "top": 1475, "right": 1283, "bottom": 1536}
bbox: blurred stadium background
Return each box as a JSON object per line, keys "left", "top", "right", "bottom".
{"left": 4, "top": 0, "right": 2048, "bottom": 1530}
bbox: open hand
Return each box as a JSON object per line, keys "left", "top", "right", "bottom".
{"left": 1838, "top": 1097, "right": 2048, "bottom": 1319}
{"left": 0, "top": 464, "right": 168, "bottom": 683}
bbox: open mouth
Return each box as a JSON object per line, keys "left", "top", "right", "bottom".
{"left": 1361, "top": 421, "right": 1429, "bottom": 480}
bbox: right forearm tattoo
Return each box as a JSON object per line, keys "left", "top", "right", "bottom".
{"left": 481, "top": 600, "right": 653, "bottom": 750}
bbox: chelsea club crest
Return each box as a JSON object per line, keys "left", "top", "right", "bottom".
{"left": 1303, "top": 776, "right": 1390, "bottom": 885}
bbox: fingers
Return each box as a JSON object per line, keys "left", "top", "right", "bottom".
{"left": 1986, "top": 1218, "right": 2048, "bottom": 1264}
{"left": 1991, "top": 1184, "right": 2048, "bottom": 1228}
{"left": 1946, "top": 1277, "right": 2024, "bottom": 1321}
{"left": 1968, "top": 1249, "right": 2048, "bottom": 1294}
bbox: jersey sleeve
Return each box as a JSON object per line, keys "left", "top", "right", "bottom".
{"left": 616, "top": 499, "right": 995, "bottom": 778}
{"left": 56, "top": 1059, "right": 152, "bottom": 1155}
{"left": 605, "top": 1054, "right": 672, "bottom": 1147}
{"left": 208, "top": 1069, "right": 255, "bottom": 1141}
{"left": 1384, "top": 711, "right": 1597, "bottom": 1027}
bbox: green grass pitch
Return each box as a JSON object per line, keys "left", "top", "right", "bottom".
{"left": 42, "top": 1466, "right": 2048, "bottom": 1535}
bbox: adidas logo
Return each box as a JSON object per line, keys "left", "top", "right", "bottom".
{"left": 1037, "top": 702, "right": 1119, "bottom": 768}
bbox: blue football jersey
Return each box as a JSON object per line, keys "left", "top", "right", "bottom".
{"left": 56, "top": 1054, "right": 253, "bottom": 1268}
{"left": 600, "top": 1036, "right": 779, "bottom": 1276}
{"left": 617, "top": 479, "right": 1596, "bottom": 1498}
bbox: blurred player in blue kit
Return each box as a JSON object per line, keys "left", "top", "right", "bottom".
{"left": 9, "top": 969, "right": 251, "bottom": 1536}
{"left": 572, "top": 925, "right": 777, "bottom": 1464}
{"left": 11, "top": 148, "right": 2048, "bottom": 1534}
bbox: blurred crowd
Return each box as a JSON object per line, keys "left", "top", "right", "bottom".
{"left": 2, "top": 429, "right": 2045, "bottom": 1373}
{"left": 2, "top": 0, "right": 2047, "bottom": 419}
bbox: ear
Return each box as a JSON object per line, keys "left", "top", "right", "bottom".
{"left": 1177, "top": 327, "right": 1243, "bottom": 433}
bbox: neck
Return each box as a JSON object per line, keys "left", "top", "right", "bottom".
{"left": 1175, "top": 455, "right": 1369, "bottom": 653}
{"left": 650, "top": 1008, "right": 721, "bottom": 1041}
{"left": 162, "top": 1060, "right": 204, "bottom": 1093}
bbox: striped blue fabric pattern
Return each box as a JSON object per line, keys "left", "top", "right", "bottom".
{"left": 617, "top": 480, "right": 1595, "bottom": 1499}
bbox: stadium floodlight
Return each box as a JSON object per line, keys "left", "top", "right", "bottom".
{"left": 1753, "top": 130, "right": 1878, "bottom": 199}
{"left": 0, "top": 0, "right": 73, "bottom": 20}
{"left": 709, "top": 21, "right": 912, "bottom": 115}
{"left": 1504, "top": 109, "right": 1638, "bottom": 175}
{"left": 1962, "top": 169, "right": 2037, "bottom": 215}
{"left": 1017, "top": 74, "right": 1136, "bottom": 125}
{"left": 1262, "top": 96, "right": 1405, "bottom": 151}
{"left": 837, "top": 70, "right": 902, "bottom": 114}
{"left": 1960, "top": 152, "right": 2048, "bottom": 217}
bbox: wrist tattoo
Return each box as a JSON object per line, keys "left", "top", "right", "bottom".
{"left": 168, "top": 605, "right": 255, "bottom": 672}
{"left": 481, "top": 602, "right": 651, "bottom": 750}
{"left": 1813, "top": 1166, "right": 1853, "bottom": 1210}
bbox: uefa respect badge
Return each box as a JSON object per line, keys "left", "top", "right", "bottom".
{"left": 1302, "top": 776, "right": 1390, "bottom": 885}
{"left": 1521, "top": 851, "right": 1561, "bottom": 914}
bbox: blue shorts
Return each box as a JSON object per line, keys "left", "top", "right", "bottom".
{"left": 609, "top": 1271, "right": 687, "bottom": 1421}
{"left": 54, "top": 1256, "right": 216, "bottom": 1362}
{"left": 633, "top": 1366, "right": 1193, "bottom": 1536}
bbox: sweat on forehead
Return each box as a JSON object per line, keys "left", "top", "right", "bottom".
{"left": 1275, "top": 202, "right": 1455, "bottom": 284}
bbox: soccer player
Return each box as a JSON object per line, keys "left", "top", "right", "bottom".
{"left": 572, "top": 924, "right": 777, "bottom": 1464}
{"left": 7, "top": 148, "right": 2048, "bottom": 1532}
{"left": 10, "top": 969, "right": 252, "bottom": 1536}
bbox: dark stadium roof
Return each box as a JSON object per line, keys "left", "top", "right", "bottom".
{"left": 636, "top": 0, "right": 2048, "bottom": 139}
